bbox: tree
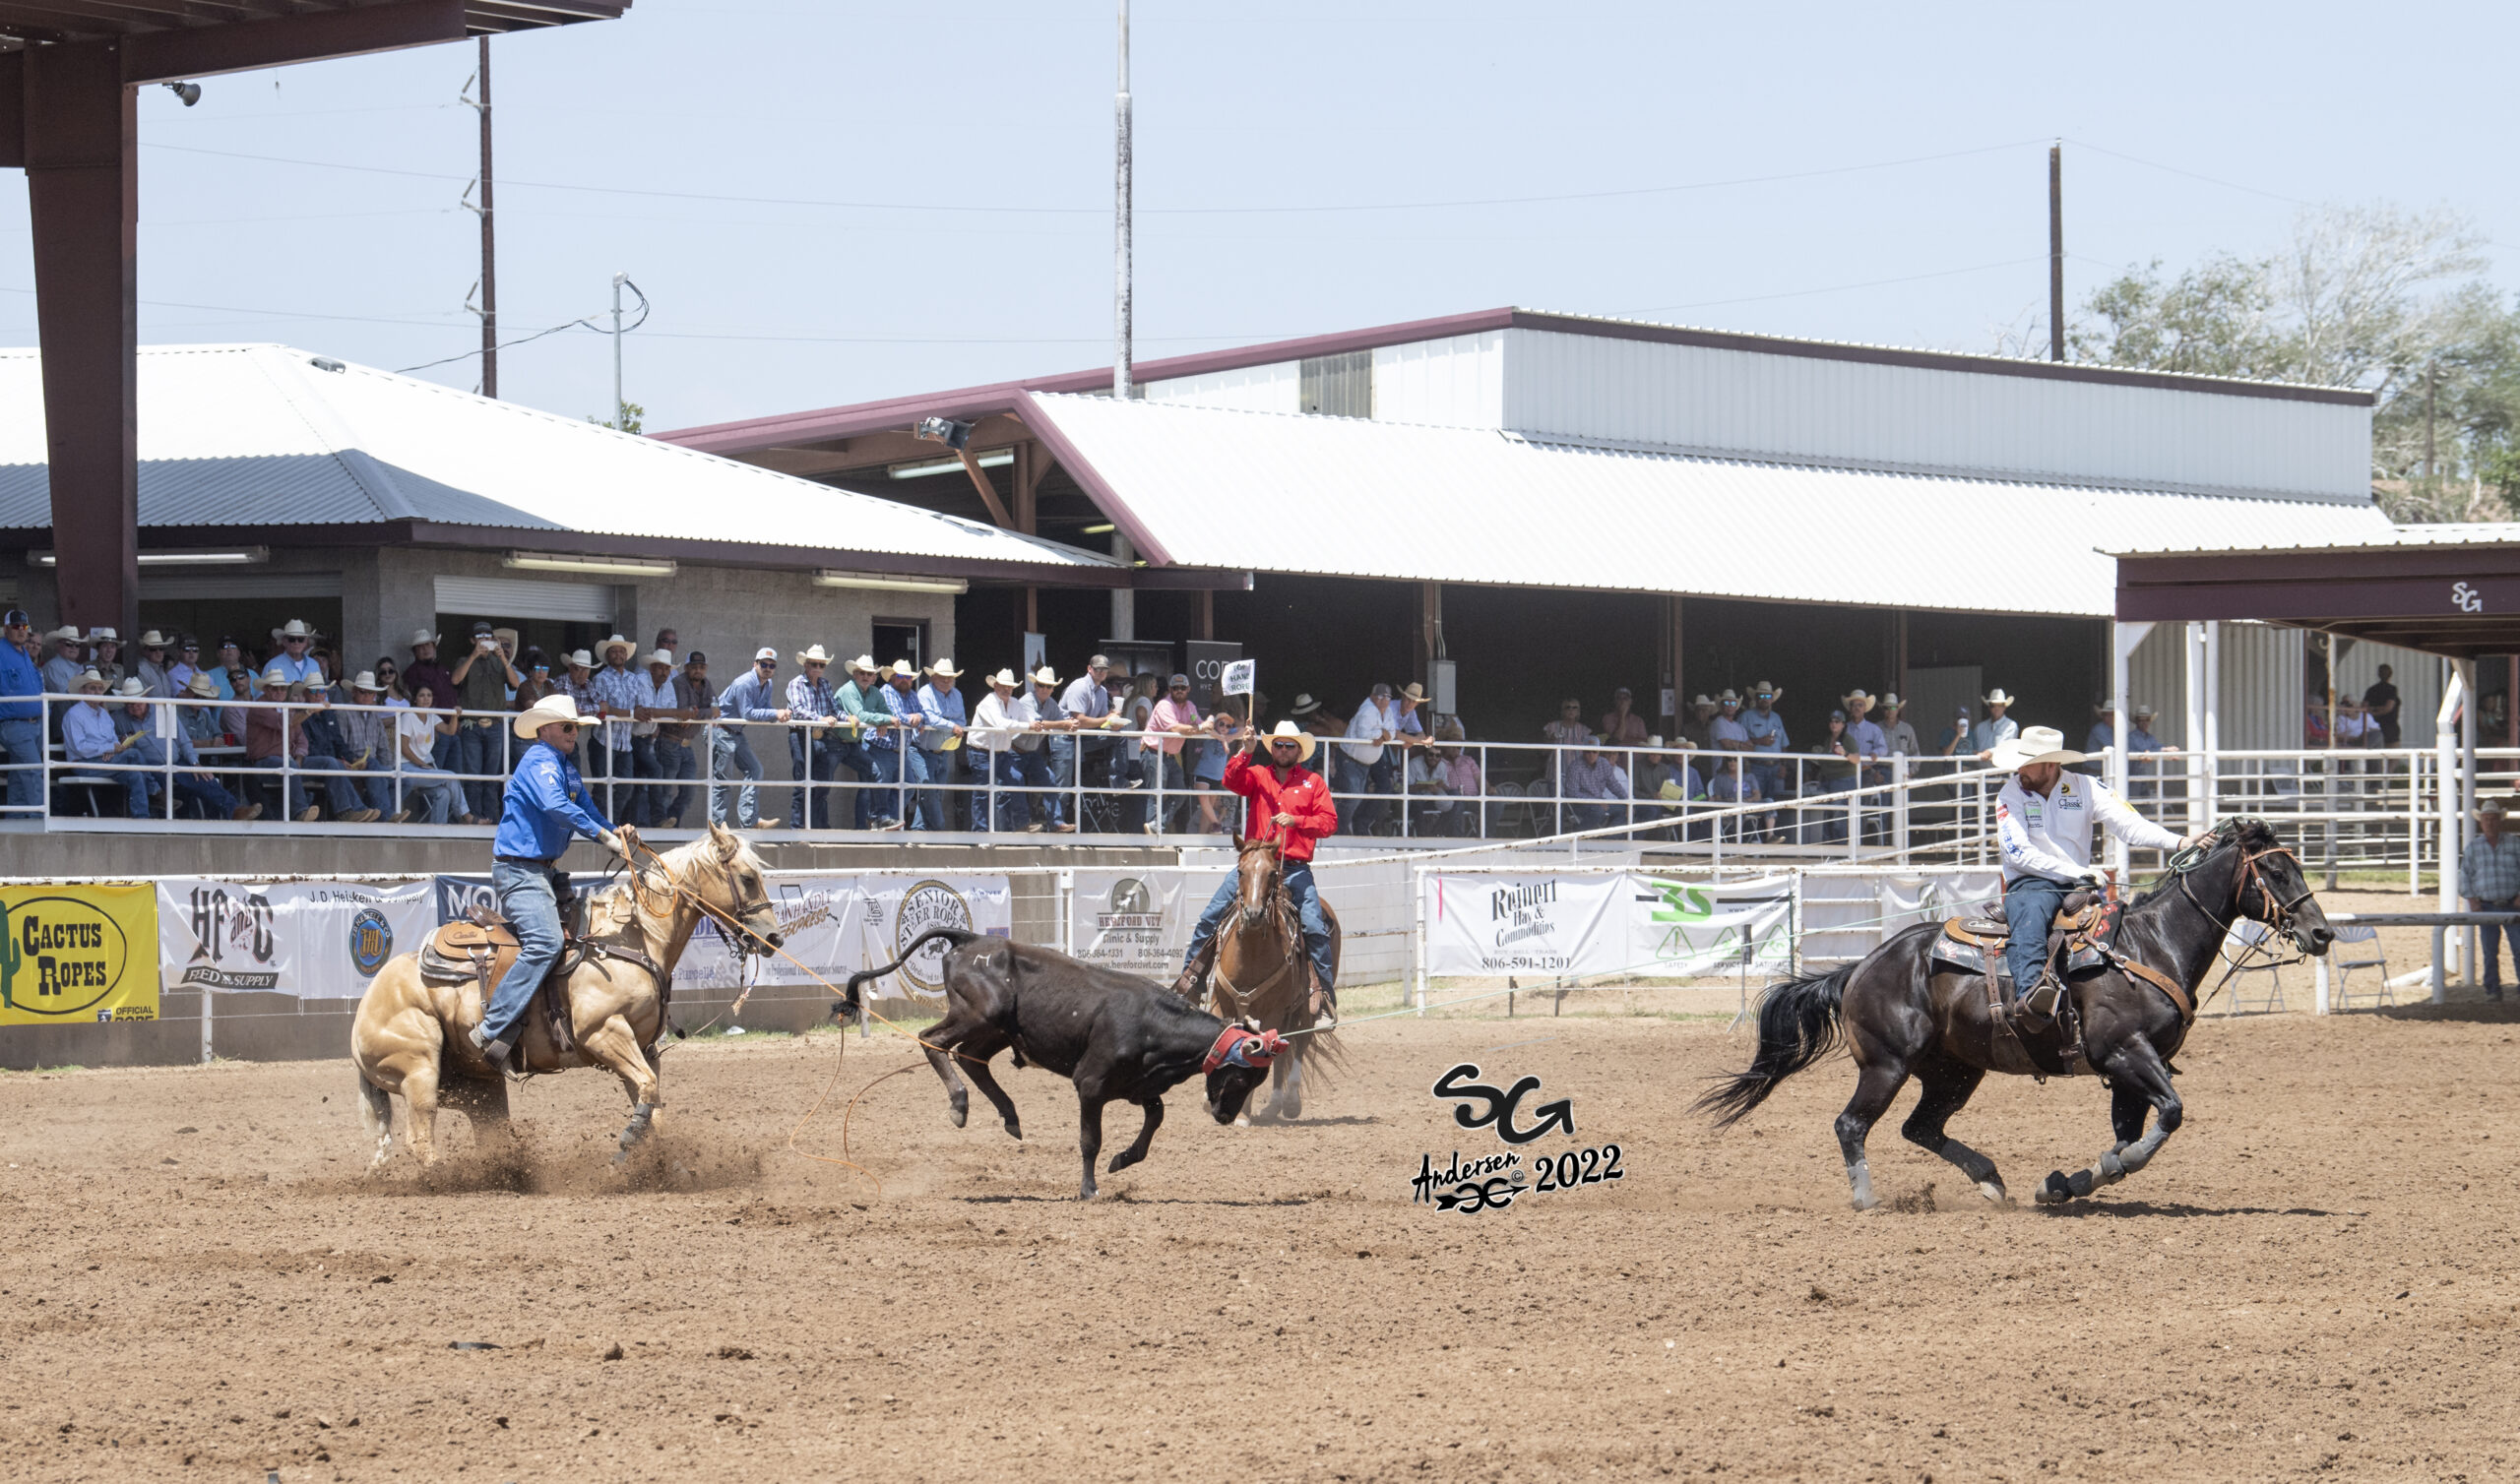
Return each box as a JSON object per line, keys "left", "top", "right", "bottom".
{"left": 589, "top": 401, "right": 645, "bottom": 435}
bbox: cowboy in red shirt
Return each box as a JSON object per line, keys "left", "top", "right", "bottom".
{"left": 1174, "top": 719, "right": 1342, "bottom": 1020}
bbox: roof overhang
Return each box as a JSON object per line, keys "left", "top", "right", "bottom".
{"left": 1, "top": 2, "right": 624, "bottom": 75}
{"left": 2115, "top": 537, "right": 2520, "bottom": 658}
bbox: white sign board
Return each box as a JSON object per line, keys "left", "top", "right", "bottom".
{"left": 1221, "top": 659, "right": 1255, "bottom": 697}
{"left": 1068, "top": 868, "right": 1228, "bottom": 978}
{"left": 158, "top": 878, "right": 439, "bottom": 997}
{"left": 1418, "top": 872, "right": 1795, "bottom": 979}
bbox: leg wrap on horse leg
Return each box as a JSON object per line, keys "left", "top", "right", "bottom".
{"left": 615, "top": 1101, "right": 658, "bottom": 1156}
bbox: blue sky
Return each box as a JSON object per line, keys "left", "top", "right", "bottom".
{"left": 5, "top": 1, "right": 2513, "bottom": 432}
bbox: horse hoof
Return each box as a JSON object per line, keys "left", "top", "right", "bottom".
{"left": 2036, "top": 1171, "right": 2074, "bottom": 1205}
{"left": 1977, "top": 1180, "right": 2009, "bottom": 1205}
{"left": 1851, "top": 1195, "right": 1880, "bottom": 1212}
{"left": 948, "top": 1100, "right": 969, "bottom": 1130}
{"left": 1003, "top": 1121, "right": 1022, "bottom": 1141}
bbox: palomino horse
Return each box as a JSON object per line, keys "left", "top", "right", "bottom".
{"left": 1698, "top": 818, "right": 2332, "bottom": 1208}
{"left": 351, "top": 824, "right": 784, "bottom": 1169}
{"left": 1205, "top": 836, "right": 1341, "bottom": 1124}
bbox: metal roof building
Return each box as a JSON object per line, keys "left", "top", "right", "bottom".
{"left": 661, "top": 308, "right": 2397, "bottom": 751}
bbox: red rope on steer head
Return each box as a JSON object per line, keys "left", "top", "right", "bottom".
{"left": 1204, "top": 1025, "right": 1289, "bottom": 1074}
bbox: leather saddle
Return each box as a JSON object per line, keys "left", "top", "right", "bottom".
{"left": 417, "top": 906, "right": 666, "bottom": 1066}
{"left": 1928, "top": 891, "right": 2121, "bottom": 1079}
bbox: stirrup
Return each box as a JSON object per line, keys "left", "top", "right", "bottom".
{"left": 2019, "top": 977, "right": 2061, "bottom": 1024}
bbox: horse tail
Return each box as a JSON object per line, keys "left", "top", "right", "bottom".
{"left": 1692, "top": 962, "right": 1855, "bottom": 1129}
{"left": 355, "top": 1070, "right": 394, "bottom": 1143}
{"left": 841, "top": 926, "right": 979, "bottom": 1009}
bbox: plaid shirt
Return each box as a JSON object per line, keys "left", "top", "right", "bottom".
{"left": 2460, "top": 832, "right": 2520, "bottom": 902}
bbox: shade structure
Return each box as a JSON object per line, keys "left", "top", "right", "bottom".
{"left": 2113, "top": 525, "right": 2520, "bottom": 658}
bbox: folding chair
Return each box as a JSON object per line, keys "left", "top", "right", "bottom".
{"left": 2220, "top": 918, "right": 2288, "bottom": 1015}
{"left": 2325, "top": 924, "right": 2394, "bottom": 1010}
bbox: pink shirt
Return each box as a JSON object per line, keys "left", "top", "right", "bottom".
{"left": 1146, "top": 696, "right": 1201, "bottom": 756}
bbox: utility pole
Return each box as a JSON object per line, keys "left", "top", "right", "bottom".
{"left": 1113, "top": 0, "right": 1132, "bottom": 401}
{"left": 2426, "top": 361, "right": 2438, "bottom": 482}
{"left": 611, "top": 272, "right": 626, "bottom": 427}
{"left": 476, "top": 35, "right": 497, "bottom": 399}
{"left": 2046, "top": 142, "right": 2066, "bottom": 362}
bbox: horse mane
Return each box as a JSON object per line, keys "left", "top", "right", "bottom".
{"left": 586, "top": 832, "right": 743, "bottom": 936}
{"left": 2126, "top": 816, "right": 2280, "bottom": 908}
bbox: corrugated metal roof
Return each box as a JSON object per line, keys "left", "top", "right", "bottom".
{"left": 1024, "top": 393, "right": 2394, "bottom": 618}
{"left": 0, "top": 344, "right": 1114, "bottom": 572}
{"left": 2110, "top": 523, "right": 2520, "bottom": 556}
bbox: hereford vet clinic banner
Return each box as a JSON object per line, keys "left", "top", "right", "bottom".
{"left": 1067, "top": 868, "right": 1228, "bottom": 978}
{"left": 1419, "top": 873, "right": 1793, "bottom": 979}
{"left": 158, "top": 879, "right": 439, "bottom": 999}
{"left": 1, "top": 884, "right": 159, "bottom": 1024}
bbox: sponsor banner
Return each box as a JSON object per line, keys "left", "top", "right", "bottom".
{"left": 852, "top": 876, "right": 1012, "bottom": 1001}
{"left": 159, "top": 879, "right": 437, "bottom": 998}
{"left": 432, "top": 873, "right": 601, "bottom": 927}
{"left": 1068, "top": 868, "right": 1227, "bottom": 977}
{"left": 1419, "top": 873, "right": 1793, "bottom": 978}
{"left": 672, "top": 877, "right": 861, "bottom": 995}
{"left": 1422, "top": 873, "right": 1630, "bottom": 976}
{"left": 1626, "top": 875, "right": 1794, "bottom": 977}
{"left": 1, "top": 885, "right": 159, "bottom": 1025}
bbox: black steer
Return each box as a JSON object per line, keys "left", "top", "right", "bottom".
{"left": 843, "top": 927, "right": 1286, "bottom": 1199}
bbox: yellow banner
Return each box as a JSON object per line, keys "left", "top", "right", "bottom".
{"left": 1, "top": 885, "right": 160, "bottom": 1025}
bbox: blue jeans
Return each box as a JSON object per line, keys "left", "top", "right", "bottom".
{"left": 0, "top": 715, "right": 41, "bottom": 814}
{"left": 870, "top": 745, "right": 928, "bottom": 827}
{"left": 247, "top": 754, "right": 361, "bottom": 818}
{"left": 397, "top": 766, "right": 463, "bottom": 824}
{"left": 976, "top": 749, "right": 1027, "bottom": 832}
{"left": 833, "top": 738, "right": 874, "bottom": 829}
{"left": 651, "top": 735, "right": 695, "bottom": 825}
{"left": 481, "top": 861, "right": 566, "bottom": 1046}
{"left": 172, "top": 772, "right": 241, "bottom": 820}
{"left": 788, "top": 728, "right": 840, "bottom": 830}
{"left": 711, "top": 725, "right": 762, "bottom": 828}
{"left": 2002, "top": 876, "right": 2071, "bottom": 995}
{"left": 454, "top": 722, "right": 503, "bottom": 821}
{"left": 1185, "top": 859, "right": 1336, "bottom": 992}
{"left": 1331, "top": 752, "right": 1368, "bottom": 834}
{"left": 348, "top": 760, "right": 396, "bottom": 814}
{"left": 1013, "top": 747, "right": 1061, "bottom": 825}
{"left": 914, "top": 747, "right": 955, "bottom": 831}
{"left": 2475, "top": 897, "right": 2517, "bottom": 990}
{"left": 609, "top": 747, "right": 642, "bottom": 826}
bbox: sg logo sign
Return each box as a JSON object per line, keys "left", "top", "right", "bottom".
{"left": 2453, "top": 582, "right": 2485, "bottom": 613}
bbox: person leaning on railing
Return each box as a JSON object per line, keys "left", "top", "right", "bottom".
{"left": 1012, "top": 665, "right": 1078, "bottom": 834}
{"left": 711, "top": 647, "right": 785, "bottom": 832}
{"left": 835, "top": 655, "right": 889, "bottom": 831}
{"left": 0, "top": 607, "right": 41, "bottom": 815}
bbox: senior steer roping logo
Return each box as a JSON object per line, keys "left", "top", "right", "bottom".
{"left": 892, "top": 880, "right": 974, "bottom": 997}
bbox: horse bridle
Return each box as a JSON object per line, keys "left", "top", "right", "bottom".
{"left": 1213, "top": 839, "right": 1300, "bottom": 1021}
{"left": 2170, "top": 821, "right": 2315, "bottom": 993}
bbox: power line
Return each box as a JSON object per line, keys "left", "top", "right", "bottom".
{"left": 1619, "top": 256, "right": 2048, "bottom": 317}
{"left": 139, "top": 137, "right": 2048, "bottom": 218}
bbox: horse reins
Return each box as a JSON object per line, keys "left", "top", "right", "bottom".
{"left": 2165, "top": 825, "right": 2314, "bottom": 1008}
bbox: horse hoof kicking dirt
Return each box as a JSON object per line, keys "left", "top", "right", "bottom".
{"left": 1695, "top": 819, "right": 2331, "bottom": 1210}
{"left": 845, "top": 927, "right": 1284, "bottom": 1199}
{"left": 351, "top": 825, "right": 784, "bottom": 1172}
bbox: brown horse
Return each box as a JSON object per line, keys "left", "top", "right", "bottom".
{"left": 1204, "top": 836, "right": 1340, "bottom": 1124}
{"left": 1698, "top": 818, "right": 2332, "bottom": 1208}
{"left": 350, "top": 824, "right": 784, "bottom": 1169}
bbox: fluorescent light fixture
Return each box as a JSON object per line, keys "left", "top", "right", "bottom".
{"left": 27, "top": 547, "right": 269, "bottom": 567}
{"left": 890, "top": 451, "right": 1013, "bottom": 480}
{"left": 811, "top": 570, "right": 970, "bottom": 594}
{"left": 503, "top": 551, "right": 678, "bottom": 578}
{"left": 1080, "top": 523, "right": 1115, "bottom": 535}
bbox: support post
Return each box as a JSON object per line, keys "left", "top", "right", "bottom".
{"left": 1109, "top": 533, "right": 1134, "bottom": 641}
{"left": 475, "top": 34, "right": 495, "bottom": 398}
{"left": 24, "top": 41, "right": 139, "bottom": 640}
{"left": 2182, "top": 622, "right": 2207, "bottom": 835}
{"left": 2437, "top": 663, "right": 2467, "bottom": 993}
{"left": 2048, "top": 142, "right": 2065, "bottom": 363}
{"left": 2461, "top": 657, "right": 2479, "bottom": 983}
{"left": 2202, "top": 620, "right": 2221, "bottom": 827}
{"left": 2110, "top": 621, "right": 2150, "bottom": 873}
{"left": 1111, "top": 0, "right": 1132, "bottom": 402}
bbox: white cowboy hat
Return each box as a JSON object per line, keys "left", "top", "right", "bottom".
{"left": 113, "top": 676, "right": 148, "bottom": 698}
{"left": 887, "top": 658, "right": 917, "bottom": 678}
{"left": 1690, "top": 694, "right": 1716, "bottom": 709}
{"left": 514, "top": 692, "right": 583, "bottom": 740}
{"left": 1030, "top": 665, "right": 1060, "bottom": 687}
{"left": 75, "top": 668, "right": 107, "bottom": 692}
{"left": 139, "top": 630, "right": 171, "bottom": 648}
{"left": 259, "top": 667, "right": 291, "bottom": 688}
{"left": 2132, "top": 703, "right": 2158, "bottom": 719}
{"left": 926, "top": 656, "right": 964, "bottom": 678}
{"left": 2096, "top": 697, "right": 2124, "bottom": 713}
{"left": 351, "top": 670, "right": 382, "bottom": 692}
{"left": 847, "top": 653, "right": 879, "bottom": 674}
{"left": 88, "top": 626, "right": 119, "bottom": 643}
{"left": 410, "top": 628, "right": 441, "bottom": 648}
{"left": 1262, "top": 719, "right": 1316, "bottom": 763}
{"left": 647, "top": 649, "right": 674, "bottom": 666}
{"left": 278, "top": 619, "right": 310, "bottom": 640}
{"left": 987, "top": 667, "right": 1020, "bottom": 690}
{"left": 1879, "top": 693, "right": 1905, "bottom": 710}
{"left": 795, "top": 644, "right": 836, "bottom": 666}
{"left": 1984, "top": 687, "right": 2018, "bottom": 707}
{"left": 1289, "top": 693, "right": 1322, "bottom": 717}
{"left": 1990, "top": 724, "right": 2087, "bottom": 772}
{"left": 44, "top": 625, "right": 80, "bottom": 644}
{"left": 1749, "top": 681, "right": 1781, "bottom": 700}
{"left": 566, "top": 649, "right": 595, "bottom": 668}
{"left": 1843, "top": 689, "right": 1875, "bottom": 707}
{"left": 184, "top": 672, "right": 220, "bottom": 698}
{"left": 1716, "top": 689, "right": 1742, "bottom": 706}
{"left": 599, "top": 634, "right": 635, "bottom": 659}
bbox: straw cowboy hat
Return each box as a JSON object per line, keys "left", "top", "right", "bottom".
{"left": 278, "top": 619, "right": 311, "bottom": 640}
{"left": 1261, "top": 719, "right": 1316, "bottom": 763}
{"left": 1691, "top": 694, "right": 1717, "bottom": 710}
{"left": 184, "top": 672, "right": 220, "bottom": 699}
{"left": 1398, "top": 682, "right": 1428, "bottom": 705}
{"left": 925, "top": 656, "right": 964, "bottom": 678}
{"left": 1749, "top": 681, "right": 1781, "bottom": 700}
{"left": 513, "top": 692, "right": 583, "bottom": 740}
{"left": 44, "top": 625, "right": 80, "bottom": 645}
{"left": 259, "top": 667, "right": 291, "bottom": 689}
{"left": 1984, "top": 687, "right": 2018, "bottom": 707}
{"left": 987, "top": 667, "right": 1021, "bottom": 690}
{"left": 75, "top": 669, "right": 107, "bottom": 692}
{"left": 847, "top": 653, "right": 879, "bottom": 674}
{"left": 113, "top": 676, "right": 148, "bottom": 699}
{"left": 1990, "top": 724, "right": 2086, "bottom": 772}
{"left": 1878, "top": 693, "right": 1905, "bottom": 711}
{"left": 885, "top": 658, "right": 917, "bottom": 679}
{"left": 1289, "top": 693, "right": 1322, "bottom": 718}
{"left": 1716, "top": 688, "right": 1742, "bottom": 706}
{"left": 410, "top": 628, "right": 441, "bottom": 649}
{"left": 2132, "top": 702, "right": 2158, "bottom": 719}
{"left": 647, "top": 649, "right": 674, "bottom": 667}
{"left": 1030, "top": 665, "right": 1060, "bottom": 687}
{"left": 565, "top": 649, "right": 595, "bottom": 669}
{"left": 351, "top": 671, "right": 383, "bottom": 693}
{"left": 599, "top": 634, "right": 635, "bottom": 660}
{"left": 795, "top": 644, "right": 836, "bottom": 666}
{"left": 139, "top": 629, "right": 172, "bottom": 649}
{"left": 87, "top": 626, "right": 119, "bottom": 643}
{"left": 1843, "top": 689, "right": 1875, "bottom": 709}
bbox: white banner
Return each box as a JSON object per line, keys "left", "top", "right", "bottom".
{"left": 1624, "top": 874, "right": 1795, "bottom": 977}
{"left": 1422, "top": 873, "right": 1630, "bottom": 976}
{"left": 670, "top": 876, "right": 861, "bottom": 995}
{"left": 1068, "top": 868, "right": 1228, "bottom": 977}
{"left": 850, "top": 875, "right": 1013, "bottom": 1001}
{"left": 158, "top": 878, "right": 438, "bottom": 997}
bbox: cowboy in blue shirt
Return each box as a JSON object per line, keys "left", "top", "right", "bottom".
{"left": 0, "top": 608, "right": 41, "bottom": 816}
{"left": 470, "top": 693, "right": 630, "bottom": 1075}
{"left": 1741, "top": 681, "right": 1791, "bottom": 804}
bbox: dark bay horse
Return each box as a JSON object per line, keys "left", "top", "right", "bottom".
{"left": 1206, "top": 836, "right": 1341, "bottom": 1124}
{"left": 1697, "top": 818, "right": 2332, "bottom": 1208}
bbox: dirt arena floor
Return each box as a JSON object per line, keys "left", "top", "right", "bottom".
{"left": 5, "top": 987, "right": 2519, "bottom": 1483}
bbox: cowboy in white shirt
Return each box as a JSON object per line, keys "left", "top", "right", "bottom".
{"left": 968, "top": 668, "right": 1036, "bottom": 833}
{"left": 1963, "top": 688, "right": 2021, "bottom": 760}
{"left": 1337, "top": 681, "right": 1423, "bottom": 835}
{"left": 1994, "top": 725, "right": 2205, "bottom": 1021}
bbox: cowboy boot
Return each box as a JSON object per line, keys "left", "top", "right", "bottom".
{"left": 2019, "top": 972, "right": 2062, "bottom": 1027}
{"left": 1308, "top": 962, "right": 1338, "bottom": 1026}
{"left": 1171, "top": 937, "right": 1219, "bottom": 1003}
